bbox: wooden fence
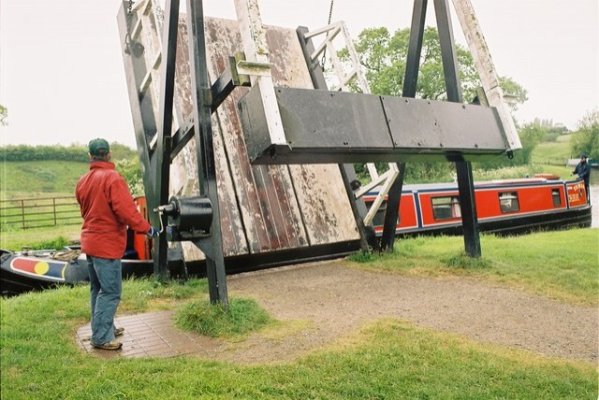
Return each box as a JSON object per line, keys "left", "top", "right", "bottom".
{"left": 0, "top": 196, "right": 81, "bottom": 230}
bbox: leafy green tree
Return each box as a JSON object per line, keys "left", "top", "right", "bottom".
{"left": 115, "top": 157, "right": 144, "bottom": 196}
{"left": 570, "top": 109, "right": 599, "bottom": 160}
{"left": 498, "top": 76, "right": 529, "bottom": 112}
{"left": 0, "top": 104, "right": 7, "bottom": 126}
{"left": 353, "top": 27, "right": 527, "bottom": 105}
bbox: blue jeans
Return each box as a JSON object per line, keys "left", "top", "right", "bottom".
{"left": 87, "top": 256, "right": 122, "bottom": 345}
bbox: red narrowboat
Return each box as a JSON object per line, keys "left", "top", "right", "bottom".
{"left": 364, "top": 177, "right": 592, "bottom": 236}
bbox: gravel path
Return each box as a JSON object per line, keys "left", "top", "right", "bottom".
{"left": 200, "top": 260, "right": 599, "bottom": 364}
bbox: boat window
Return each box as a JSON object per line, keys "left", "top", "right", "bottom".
{"left": 552, "top": 189, "right": 561, "bottom": 207}
{"left": 365, "top": 201, "right": 387, "bottom": 226}
{"left": 499, "top": 192, "right": 519, "bottom": 213}
{"left": 431, "top": 196, "right": 461, "bottom": 220}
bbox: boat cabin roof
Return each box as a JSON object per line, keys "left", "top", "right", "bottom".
{"left": 368, "top": 177, "right": 572, "bottom": 195}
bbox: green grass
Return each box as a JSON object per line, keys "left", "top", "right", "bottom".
{"left": 1, "top": 280, "right": 596, "bottom": 399}
{"left": 349, "top": 229, "right": 599, "bottom": 305}
{"left": 0, "top": 160, "right": 88, "bottom": 196}
{"left": 1, "top": 225, "right": 81, "bottom": 251}
{"left": 532, "top": 134, "right": 575, "bottom": 166}
{"left": 176, "top": 298, "right": 273, "bottom": 337}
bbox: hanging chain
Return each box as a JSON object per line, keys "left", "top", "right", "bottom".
{"left": 320, "top": 0, "right": 335, "bottom": 68}
{"left": 327, "top": 0, "right": 335, "bottom": 25}
{"left": 124, "top": 0, "right": 134, "bottom": 54}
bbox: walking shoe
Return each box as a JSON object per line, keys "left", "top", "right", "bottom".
{"left": 83, "top": 327, "right": 125, "bottom": 342}
{"left": 91, "top": 340, "right": 122, "bottom": 351}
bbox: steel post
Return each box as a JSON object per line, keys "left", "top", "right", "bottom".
{"left": 186, "top": 0, "right": 229, "bottom": 305}
{"left": 434, "top": 0, "right": 481, "bottom": 257}
{"left": 153, "top": 0, "right": 181, "bottom": 279}
{"left": 380, "top": 0, "right": 427, "bottom": 251}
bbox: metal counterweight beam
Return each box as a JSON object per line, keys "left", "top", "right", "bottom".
{"left": 239, "top": 86, "right": 510, "bottom": 164}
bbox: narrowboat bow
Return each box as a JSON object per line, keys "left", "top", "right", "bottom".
{"left": 0, "top": 247, "right": 153, "bottom": 296}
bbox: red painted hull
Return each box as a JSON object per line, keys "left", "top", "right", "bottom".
{"left": 364, "top": 178, "right": 592, "bottom": 236}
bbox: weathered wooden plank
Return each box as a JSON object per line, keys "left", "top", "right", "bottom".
{"left": 204, "top": 18, "right": 309, "bottom": 253}
{"left": 264, "top": 25, "right": 361, "bottom": 244}
{"left": 172, "top": 17, "right": 249, "bottom": 257}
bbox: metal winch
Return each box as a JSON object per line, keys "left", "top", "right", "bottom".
{"left": 156, "top": 196, "right": 213, "bottom": 241}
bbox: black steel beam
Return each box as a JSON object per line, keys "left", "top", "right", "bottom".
{"left": 380, "top": 0, "right": 427, "bottom": 251}
{"left": 296, "top": 26, "right": 370, "bottom": 251}
{"left": 434, "top": 0, "right": 463, "bottom": 102}
{"left": 404, "top": 0, "right": 428, "bottom": 99}
{"left": 186, "top": 0, "right": 228, "bottom": 305}
{"left": 434, "top": 0, "right": 481, "bottom": 257}
{"left": 169, "top": 118, "right": 195, "bottom": 162}
{"left": 152, "top": 0, "right": 181, "bottom": 279}
{"left": 455, "top": 160, "right": 480, "bottom": 255}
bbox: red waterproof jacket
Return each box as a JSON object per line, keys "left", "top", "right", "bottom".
{"left": 76, "top": 161, "right": 151, "bottom": 259}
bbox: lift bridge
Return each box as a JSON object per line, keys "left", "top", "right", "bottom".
{"left": 118, "top": 0, "right": 520, "bottom": 304}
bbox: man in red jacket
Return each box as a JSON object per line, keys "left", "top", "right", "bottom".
{"left": 76, "top": 138, "right": 158, "bottom": 350}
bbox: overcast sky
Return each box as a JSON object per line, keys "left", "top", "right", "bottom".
{"left": 1, "top": 0, "right": 597, "bottom": 148}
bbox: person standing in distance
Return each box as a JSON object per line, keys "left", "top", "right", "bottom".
{"left": 572, "top": 153, "right": 591, "bottom": 203}
{"left": 76, "top": 138, "right": 159, "bottom": 350}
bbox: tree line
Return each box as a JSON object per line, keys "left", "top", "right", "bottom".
{"left": 0, "top": 143, "right": 137, "bottom": 162}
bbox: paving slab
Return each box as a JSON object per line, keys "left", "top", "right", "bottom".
{"left": 76, "top": 311, "right": 220, "bottom": 359}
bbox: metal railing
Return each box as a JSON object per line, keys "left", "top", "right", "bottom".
{"left": 0, "top": 196, "right": 81, "bottom": 230}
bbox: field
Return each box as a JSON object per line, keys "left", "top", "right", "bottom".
{"left": 0, "top": 160, "right": 88, "bottom": 198}
{"left": 0, "top": 160, "right": 87, "bottom": 249}
{"left": 532, "top": 134, "right": 576, "bottom": 166}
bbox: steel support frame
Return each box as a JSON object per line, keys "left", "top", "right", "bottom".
{"left": 185, "top": 0, "right": 229, "bottom": 304}
{"left": 380, "top": 0, "right": 428, "bottom": 251}
{"left": 153, "top": 0, "right": 180, "bottom": 280}
{"left": 380, "top": 0, "right": 481, "bottom": 257}
{"left": 434, "top": 0, "right": 481, "bottom": 257}
{"left": 118, "top": 0, "right": 229, "bottom": 303}
{"left": 168, "top": 57, "right": 250, "bottom": 163}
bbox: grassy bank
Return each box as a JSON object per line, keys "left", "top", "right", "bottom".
{"left": 349, "top": 229, "right": 599, "bottom": 305}
{"left": 1, "top": 279, "right": 596, "bottom": 399}
{"left": 1, "top": 226, "right": 81, "bottom": 251}
{"left": 0, "top": 160, "right": 88, "bottom": 196}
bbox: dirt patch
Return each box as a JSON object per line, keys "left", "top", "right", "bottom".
{"left": 192, "top": 260, "right": 598, "bottom": 364}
